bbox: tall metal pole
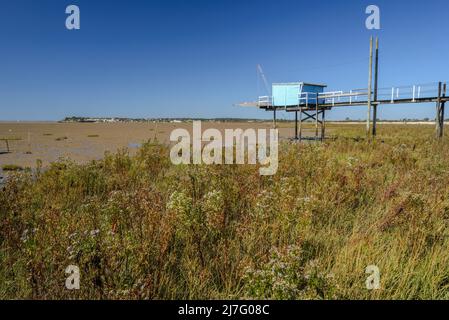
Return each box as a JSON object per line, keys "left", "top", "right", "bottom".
{"left": 372, "top": 37, "right": 379, "bottom": 136}
{"left": 366, "top": 37, "right": 373, "bottom": 136}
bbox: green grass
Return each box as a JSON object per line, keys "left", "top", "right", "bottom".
{"left": 1, "top": 124, "right": 449, "bottom": 299}
{"left": 87, "top": 135, "right": 99, "bottom": 138}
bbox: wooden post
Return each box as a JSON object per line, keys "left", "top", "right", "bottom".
{"left": 321, "top": 109, "right": 326, "bottom": 141}
{"left": 436, "top": 82, "right": 443, "bottom": 139}
{"left": 5, "top": 140, "right": 10, "bottom": 153}
{"left": 299, "top": 108, "right": 303, "bottom": 142}
{"left": 27, "top": 131, "right": 31, "bottom": 154}
{"left": 315, "top": 95, "right": 319, "bottom": 140}
{"left": 295, "top": 111, "right": 298, "bottom": 140}
{"left": 372, "top": 37, "right": 379, "bottom": 136}
{"left": 367, "top": 37, "right": 373, "bottom": 136}
{"left": 441, "top": 83, "right": 446, "bottom": 138}
{"left": 273, "top": 108, "right": 277, "bottom": 129}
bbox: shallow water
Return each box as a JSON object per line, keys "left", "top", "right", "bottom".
{"left": 128, "top": 142, "right": 142, "bottom": 148}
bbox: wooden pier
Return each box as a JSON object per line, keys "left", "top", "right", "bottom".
{"left": 245, "top": 38, "right": 448, "bottom": 141}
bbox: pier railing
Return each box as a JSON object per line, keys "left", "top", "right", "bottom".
{"left": 257, "top": 82, "right": 445, "bottom": 108}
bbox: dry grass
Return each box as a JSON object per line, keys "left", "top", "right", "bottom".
{"left": 1, "top": 124, "right": 449, "bottom": 299}
{"left": 1, "top": 164, "right": 24, "bottom": 171}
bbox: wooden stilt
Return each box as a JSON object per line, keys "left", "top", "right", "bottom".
{"left": 372, "top": 105, "right": 377, "bottom": 136}
{"left": 441, "top": 83, "right": 446, "bottom": 136}
{"left": 299, "top": 108, "right": 302, "bottom": 142}
{"left": 372, "top": 37, "right": 379, "bottom": 136}
{"left": 436, "top": 82, "right": 443, "bottom": 139}
{"left": 273, "top": 108, "right": 277, "bottom": 129}
{"left": 321, "top": 109, "right": 326, "bottom": 141}
{"left": 315, "top": 96, "right": 319, "bottom": 140}
{"left": 367, "top": 36, "right": 373, "bottom": 136}
{"left": 441, "top": 102, "right": 446, "bottom": 138}
{"left": 295, "top": 111, "right": 298, "bottom": 140}
{"left": 436, "top": 82, "right": 442, "bottom": 138}
{"left": 441, "top": 83, "right": 446, "bottom": 138}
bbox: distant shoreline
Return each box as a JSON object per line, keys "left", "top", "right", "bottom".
{"left": 0, "top": 119, "right": 444, "bottom": 125}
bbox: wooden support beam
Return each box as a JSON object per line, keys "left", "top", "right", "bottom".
{"left": 295, "top": 111, "right": 298, "bottom": 140}
{"left": 315, "top": 97, "right": 319, "bottom": 139}
{"left": 441, "top": 101, "right": 446, "bottom": 137}
{"left": 321, "top": 109, "right": 326, "bottom": 141}
{"left": 273, "top": 108, "right": 277, "bottom": 129}
{"left": 372, "top": 37, "right": 379, "bottom": 136}
{"left": 436, "top": 82, "right": 443, "bottom": 139}
{"left": 301, "top": 110, "right": 323, "bottom": 122}
{"left": 441, "top": 83, "right": 447, "bottom": 138}
{"left": 278, "top": 96, "right": 449, "bottom": 111}
{"left": 367, "top": 36, "right": 373, "bottom": 136}
{"left": 299, "top": 108, "right": 302, "bottom": 142}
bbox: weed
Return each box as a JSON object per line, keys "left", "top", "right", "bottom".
{"left": 1, "top": 125, "right": 449, "bottom": 299}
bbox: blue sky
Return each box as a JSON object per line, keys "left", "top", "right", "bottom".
{"left": 0, "top": 0, "right": 448, "bottom": 121}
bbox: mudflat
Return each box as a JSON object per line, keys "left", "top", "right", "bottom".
{"left": 0, "top": 121, "right": 299, "bottom": 169}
